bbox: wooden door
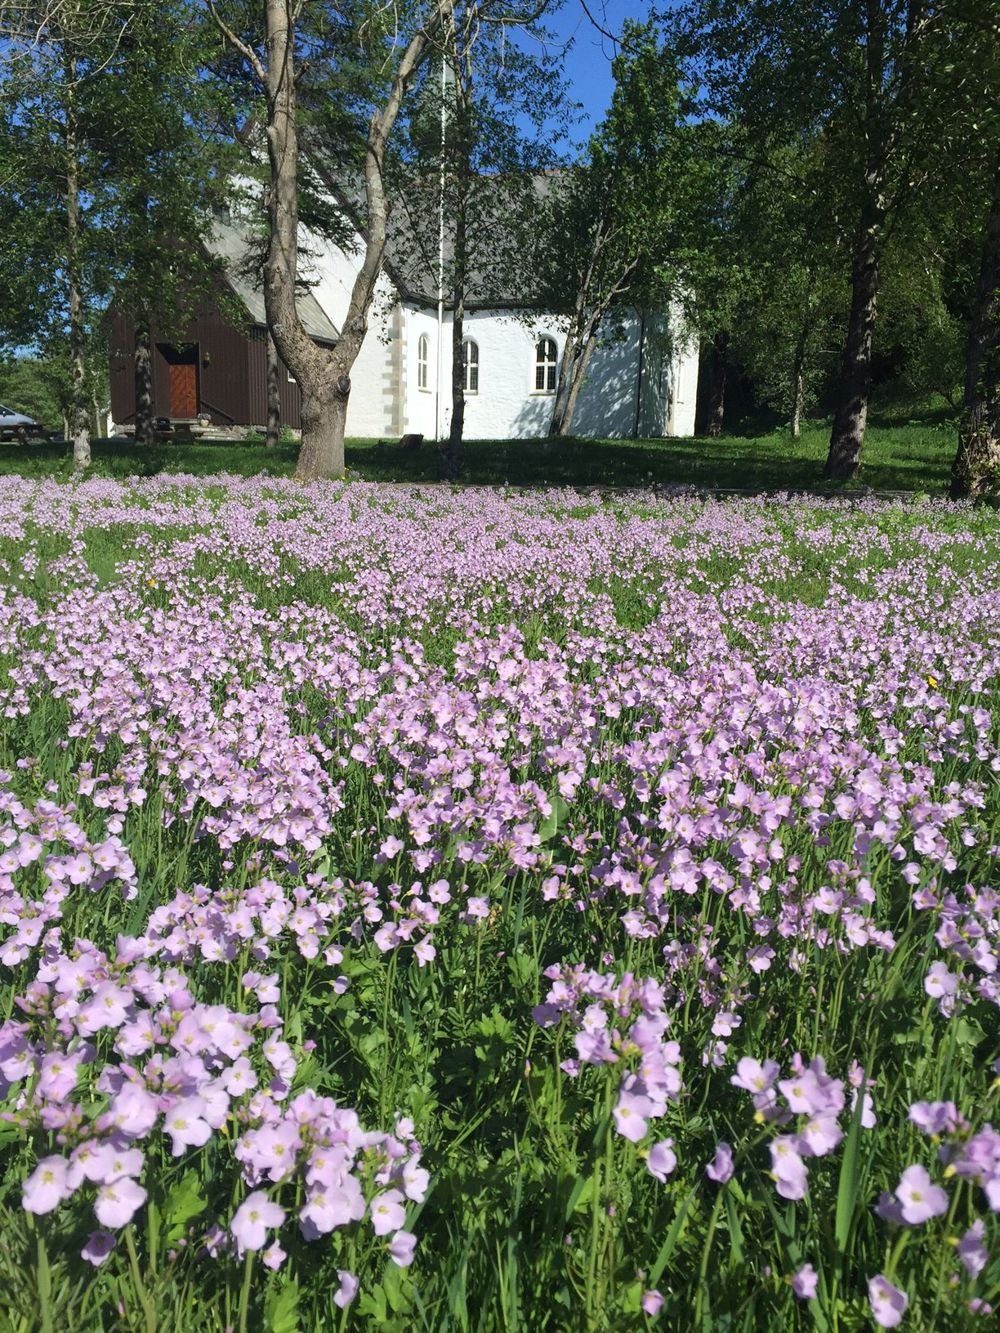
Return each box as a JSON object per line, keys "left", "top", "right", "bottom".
{"left": 168, "top": 362, "right": 198, "bottom": 417}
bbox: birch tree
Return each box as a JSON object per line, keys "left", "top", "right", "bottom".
{"left": 207, "top": 0, "right": 555, "bottom": 481}
{"left": 396, "top": 5, "right": 567, "bottom": 477}
{"left": 0, "top": 0, "right": 135, "bottom": 467}
{"left": 671, "top": 0, "right": 965, "bottom": 479}
{"left": 540, "top": 23, "right": 692, "bottom": 439}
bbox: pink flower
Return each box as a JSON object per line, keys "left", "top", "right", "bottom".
{"left": 868, "top": 1275, "right": 908, "bottom": 1328}
{"left": 262, "top": 1242, "right": 287, "bottom": 1271}
{"left": 164, "top": 1097, "right": 213, "bottom": 1156}
{"left": 894, "top": 1164, "right": 948, "bottom": 1225}
{"left": 371, "top": 1189, "right": 407, "bottom": 1236}
{"left": 388, "top": 1230, "right": 417, "bottom": 1267}
{"left": 231, "top": 1191, "right": 286, "bottom": 1252}
{"left": 791, "top": 1264, "right": 818, "bottom": 1300}
{"left": 613, "top": 1091, "right": 653, "bottom": 1143}
{"left": 94, "top": 1177, "right": 147, "bottom": 1228}
{"left": 334, "top": 1271, "right": 359, "bottom": 1308}
{"left": 22, "top": 1156, "right": 72, "bottom": 1214}
{"left": 958, "top": 1220, "right": 988, "bottom": 1278}
{"left": 908, "top": 1100, "right": 962, "bottom": 1136}
{"left": 108, "top": 1082, "right": 159, "bottom": 1137}
{"left": 81, "top": 1231, "right": 116, "bottom": 1266}
{"left": 705, "top": 1141, "right": 734, "bottom": 1184}
{"left": 796, "top": 1114, "right": 843, "bottom": 1158}
{"left": 37, "top": 1051, "right": 81, "bottom": 1102}
{"left": 924, "top": 962, "right": 958, "bottom": 999}
{"left": 646, "top": 1139, "right": 676, "bottom": 1183}
{"left": 641, "top": 1289, "right": 664, "bottom": 1316}
{"left": 769, "top": 1138, "right": 808, "bottom": 1200}
{"left": 401, "top": 1155, "right": 429, "bottom": 1201}
{"left": 731, "top": 1056, "right": 779, "bottom": 1095}
{"left": 298, "top": 1178, "right": 365, "bottom": 1238}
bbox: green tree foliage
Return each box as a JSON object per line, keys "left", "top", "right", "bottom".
{"left": 0, "top": 0, "right": 240, "bottom": 462}
{"left": 0, "top": 356, "right": 66, "bottom": 428}
{"left": 669, "top": 0, "right": 993, "bottom": 476}
{"left": 538, "top": 21, "right": 700, "bottom": 438}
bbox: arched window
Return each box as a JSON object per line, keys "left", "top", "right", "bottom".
{"left": 534, "top": 337, "right": 558, "bottom": 394}
{"left": 417, "top": 334, "right": 429, "bottom": 390}
{"left": 463, "top": 338, "right": 479, "bottom": 394}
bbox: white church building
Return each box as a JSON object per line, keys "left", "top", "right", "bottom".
{"left": 294, "top": 189, "right": 701, "bottom": 442}
{"left": 109, "top": 179, "right": 701, "bottom": 442}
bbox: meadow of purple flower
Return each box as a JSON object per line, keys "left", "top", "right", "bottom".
{"left": 0, "top": 475, "right": 997, "bottom": 1330}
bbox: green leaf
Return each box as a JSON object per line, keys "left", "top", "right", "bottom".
{"left": 649, "top": 1188, "right": 696, "bottom": 1285}
{"left": 723, "top": 1188, "right": 745, "bottom": 1268}
{"left": 538, "top": 791, "right": 570, "bottom": 843}
{"left": 162, "top": 1171, "right": 207, "bottom": 1244}
{"left": 835, "top": 1090, "right": 866, "bottom": 1256}
{"left": 359, "top": 1285, "right": 388, "bottom": 1324}
{"left": 383, "top": 1263, "right": 412, "bottom": 1316}
{"left": 954, "top": 1017, "right": 987, "bottom": 1048}
{"left": 265, "top": 1280, "right": 301, "bottom": 1333}
{"left": 565, "top": 1173, "right": 594, "bottom": 1220}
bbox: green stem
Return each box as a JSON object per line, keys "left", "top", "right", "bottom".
{"left": 36, "top": 1231, "right": 54, "bottom": 1333}
{"left": 693, "top": 1188, "right": 726, "bottom": 1325}
{"left": 381, "top": 945, "right": 399, "bottom": 1118}
{"left": 238, "top": 1250, "right": 255, "bottom": 1333}
{"left": 125, "top": 1226, "right": 157, "bottom": 1333}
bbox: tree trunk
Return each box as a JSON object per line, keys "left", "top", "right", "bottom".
{"left": 444, "top": 42, "right": 471, "bottom": 482}
{"left": 65, "top": 56, "right": 90, "bottom": 471}
{"left": 952, "top": 166, "right": 1000, "bottom": 500}
{"left": 825, "top": 197, "right": 884, "bottom": 479}
{"left": 790, "top": 328, "right": 807, "bottom": 439}
{"left": 447, "top": 287, "right": 465, "bottom": 480}
{"left": 134, "top": 313, "right": 154, "bottom": 444}
{"left": 251, "top": 0, "right": 450, "bottom": 482}
{"left": 549, "top": 332, "right": 579, "bottom": 437}
{"left": 295, "top": 386, "right": 348, "bottom": 481}
{"left": 554, "top": 332, "right": 599, "bottom": 437}
{"left": 551, "top": 301, "right": 603, "bottom": 438}
{"left": 700, "top": 331, "right": 728, "bottom": 438}
{"left": 265, "top": 332, "right": 281, "bottom": 447}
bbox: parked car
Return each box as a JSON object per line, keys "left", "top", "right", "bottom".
{"left": 0, "top": 404, "right": 43, "bottom": 442}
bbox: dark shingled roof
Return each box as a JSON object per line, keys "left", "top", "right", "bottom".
{"left": 207, "top": 218, "right": 340, "bottom": 344}
{"left": 309, "top": 157, "right": 565, "bottom": 311}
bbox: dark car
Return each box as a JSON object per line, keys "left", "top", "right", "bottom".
{"left": 0, "top": 404, "right": 43, "bottom": 442}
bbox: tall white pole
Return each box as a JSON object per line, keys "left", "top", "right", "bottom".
{"left": 434, "top": 52, "right": 446, "bottom": 443}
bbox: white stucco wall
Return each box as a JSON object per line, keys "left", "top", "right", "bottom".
{"left": 295, "top": 213, "right": 700, "bottom": 442}
{"left": 298, "top": 229, "right": 398, "bottom": 438}
{"left": 389, "top": 305, "right": 700, "bottom": 441}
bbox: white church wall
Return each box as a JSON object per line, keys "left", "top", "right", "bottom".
{"left": 286, "top": 211, "right": 701, "bottom": 442}
{"left": 402, "top": 306, "right": 444, "bottom": 440}
{"left": 572, "top": 320, "right": 643, "bottom": 438}
{"left": 462, "top": 313, "right": 562, "bottom": 439}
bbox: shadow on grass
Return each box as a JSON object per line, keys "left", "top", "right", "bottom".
{"left": 0, "top": 419, "right": 959, "bottom": 495}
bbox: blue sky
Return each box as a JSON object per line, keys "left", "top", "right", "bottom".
{"left": 539, "top": 1, "right": 676, "bottom": 142}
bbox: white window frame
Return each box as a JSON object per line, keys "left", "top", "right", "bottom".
{"left": 463, "top": 338, "right": 479, "bottom": 394}
{"left": 417, "top": 333, "right": 430, "bottom": 391}
{"left": 533, "top": 336, "right": 558, "bottom": 395}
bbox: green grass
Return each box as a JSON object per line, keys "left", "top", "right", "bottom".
{"left": 0, "top": 414, "right": 961, "bottom": 492}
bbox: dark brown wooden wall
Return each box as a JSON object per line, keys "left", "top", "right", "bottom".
{"left": 108, "top": 293, "right": 305, "bottom": 431}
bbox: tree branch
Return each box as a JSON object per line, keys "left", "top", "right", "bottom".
{"left": 205, "top": 0, "right": 266, "bottom": 84}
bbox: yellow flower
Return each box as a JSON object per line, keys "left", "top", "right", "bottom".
{"left": 926, "top": 675, "right": 938, "bottom": 689}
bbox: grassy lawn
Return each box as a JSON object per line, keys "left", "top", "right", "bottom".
{"left": 0, "top": 413, "right": 960, "bottom": 491}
